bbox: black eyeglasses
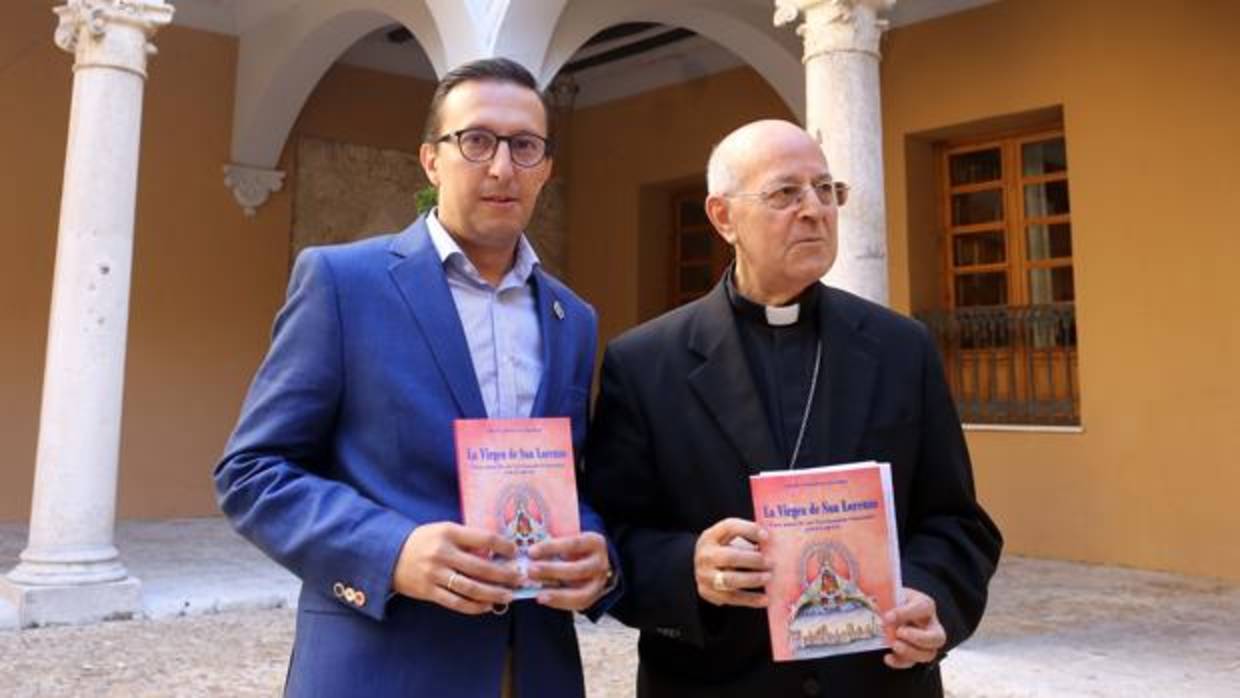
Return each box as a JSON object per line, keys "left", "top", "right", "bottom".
{"left": 725, "top": 179, "right": 849, "bottom": 210}
{"left": 434, "top": 127, "right": 551, "bottom": 168}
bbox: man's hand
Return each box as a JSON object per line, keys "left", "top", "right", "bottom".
{"left": 526, "top": 531, "right": 612, "bottom": 611}
{"left": 694, "top": 518, "right": 772, "bottom": 608}
{"left": 883, "top": 587, "right": 947, "bottom": 669}
{"left": 392, "top": 522, "right": 521, "bottom": 615}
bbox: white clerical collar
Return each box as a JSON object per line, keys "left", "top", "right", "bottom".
{"left": 725, "top": 265, "right": 822, "bottom": 328}
{"left": 764, "top": 304, "right": 800, "bottom": 326}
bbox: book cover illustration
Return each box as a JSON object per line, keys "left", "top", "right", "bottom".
{"left": 750, "top": 461, "right": 902, "bottom": 661}
{"left": 454, "top": 417, "right": 581, "bottom": 599}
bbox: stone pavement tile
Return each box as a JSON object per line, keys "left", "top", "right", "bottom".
{"left": 941, "top": 557, "right": 1240, "bottom": 697}
{"left": 576, "top": 615, "right": 639, "bottom": 698}
{"left": 0, "top": 608, "right": 295, "bottom": 698}
{"left": 3, "top": 521, "right": 1239, "bottom": 697}
{"left": 0, "top": 518, "right": 299, "bottom": 624}
{"left": 1, "top": 526, "right": 27, "bottom": 631}
{"left": 0, "top": 608, "right": 641, "bottom": 698}
{"left": 0, "top": 598, "right": 16, "bottom": 631}
{"left": 0, "top": 524, "right": 22, "bottom": 564}
{"left": 117, "top": 518, "right": 298, "bottom": 618}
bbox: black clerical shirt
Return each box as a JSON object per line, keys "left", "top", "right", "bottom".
{"left": 724, "top": 267, "right": 825, "bottom": 470}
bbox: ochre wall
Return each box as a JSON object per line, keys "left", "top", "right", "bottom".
{"left": 1, "top": 8, "right": 433, "bottom": 521}
{"left": 566, "top": 67, "right": 794, "bottom": 344}
{"left": 289, "top": 62, "right": 433, "bottom": 157}
{"left": 0, "top": 3, "right": 63, "bottom": 523}
{"left": 116, "top": 24, "right": 289, "bottom": 519}
{"left": 881, "top": 0, "right": 1240, "bottom": 580}
{"left": 0, "top": 14, "right": 290, "bottom": 521}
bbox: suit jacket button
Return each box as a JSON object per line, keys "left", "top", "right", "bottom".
{"left": 332, "top": 582, "right": 345, "bottom": 598}
{"left": 354, "top": 590, "right": 366, "bottom": 607}
{"left": 802, "top": 677, "right": 821, "bottom": 696}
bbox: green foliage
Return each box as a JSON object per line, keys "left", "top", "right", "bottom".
{"left": 414, "top": 186, "right": 438, "bottom": 215}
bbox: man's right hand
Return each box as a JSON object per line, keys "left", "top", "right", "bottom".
{"left": 694, "top": 517, "right": 773, "bottom": 608}
{"left": 392, "top": 522, "right": 521, "bottom": 615}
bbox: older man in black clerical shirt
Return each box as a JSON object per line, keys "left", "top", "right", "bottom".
{"left": 584, "top": 119, "right": 1002, "bottom": 697}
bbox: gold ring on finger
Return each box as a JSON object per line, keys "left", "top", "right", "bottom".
{"left": 446, "top": 571, "right": 460, "bottom": 594}
{"left": 712, "top": 569, "right": 728, "bottom": 592}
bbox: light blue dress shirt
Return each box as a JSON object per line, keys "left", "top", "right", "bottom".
{"left": 427, "top": 210, "right": 544, "bottom": 419}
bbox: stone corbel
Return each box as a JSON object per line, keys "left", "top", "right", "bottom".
{"left": 223, "top": 164, "right": 285, "bottom": 217}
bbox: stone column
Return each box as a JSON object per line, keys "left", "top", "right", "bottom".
{"left": 0, "top": 0, "right": 172, "bottom": 628}
{"left": 776, "top": 0, "right": 894, "bottom": 306}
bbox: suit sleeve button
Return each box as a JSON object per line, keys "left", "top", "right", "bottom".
{"left": 332, "top": 582, "right": 345, "bottom": 598}
{"left": 354, "top": 590, "right": 366, "bottom": 607}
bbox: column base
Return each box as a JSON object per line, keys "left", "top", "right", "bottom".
{"left": 0, "top": 576, "right": 142, "bottom": 628}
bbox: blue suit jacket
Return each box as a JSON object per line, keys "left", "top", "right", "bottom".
{"left": 215, "top": 217, "right": 613, "bottom": 698}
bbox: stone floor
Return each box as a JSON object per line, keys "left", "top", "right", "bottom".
{"left": 941, "top": 557, "right": 1240, "bottom": 697}
{"left": 1, "top": 519, "right": 1238, "bottom": 697}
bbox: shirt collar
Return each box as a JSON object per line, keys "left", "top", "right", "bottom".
{"left": 724, "top": 264, "right": 821, "bottom": 328}
{"left": 426, "top": 208, "right": 540, "bottom": 287}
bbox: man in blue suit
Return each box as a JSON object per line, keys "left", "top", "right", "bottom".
{"left": 215, "top": 58, "right": 618, "bottom": 698}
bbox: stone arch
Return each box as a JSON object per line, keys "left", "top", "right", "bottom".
{"left": 535, "top": 0, "right": 805, "bottom": 122}
{"left": 230, "top": 0, "right": 458, "bottom": 169}
{"left": 487, "top": 0, "right": 570, "bottom": 74}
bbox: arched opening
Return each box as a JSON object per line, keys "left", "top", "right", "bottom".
{"left": 542, "top": 19, "right": 800, "bottom": 340}
{"left": 284, "top": 23, "right": 441, "bottom": 261}
{"left": 229, "top": 1, "right": 448, "bottom": 170}
{"left": 539, "top": 3, "right": 803, "bottom": 118}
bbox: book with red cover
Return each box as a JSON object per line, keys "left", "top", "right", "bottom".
{"left": 750, "top": 461, "right": 902, "bottom": 661}
{"left": 454, "top": 417, "right": 581, "bottom": 599}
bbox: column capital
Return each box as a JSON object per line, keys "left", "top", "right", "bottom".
{"left": 774, "top": 0, "right": 895, "bottom": 61}
{"left": 53, "top": 0, "right": 173, "bottom": 78}
{"left": 223, "top": 164, "right": 286, "bottom": 217}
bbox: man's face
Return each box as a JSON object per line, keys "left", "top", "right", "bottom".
{"left": 420, "top": 80, "right": 551, "bottom": 252}
{"left": 709, "top": 127, "right": 839, "bottom": 301}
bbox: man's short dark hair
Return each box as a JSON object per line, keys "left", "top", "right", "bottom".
{"left": 423, "top": 57, "right": 555, "bottom": 148}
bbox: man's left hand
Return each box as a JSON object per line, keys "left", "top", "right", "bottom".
{"left": 526, "top": 532, "right": 612, "bottom": 611}
{"left": 883, "top": 587, "right": 946, "bottom": 669}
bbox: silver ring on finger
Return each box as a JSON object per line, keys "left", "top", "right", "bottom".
{"left": 712, "top": 569, "right": 728, "bottom": 592}
{"left": 446, "top": 570, "right": 460, "bottom": 594}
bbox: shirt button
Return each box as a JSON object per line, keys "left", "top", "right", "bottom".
{"left": 802, "top": 677, "right": 821, "bottom": 696}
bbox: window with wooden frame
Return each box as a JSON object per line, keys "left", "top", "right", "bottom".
{"left": 944, "top": 129, "right": 1074, "bottom": 310}
{"left": 924, "top": 128, "right": 1080, "bottom": 425}
{"left": 669, "top": 185, "right": 731, "bottom": 308}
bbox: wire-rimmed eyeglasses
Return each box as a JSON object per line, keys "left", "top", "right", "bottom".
{"left": 724, "top": 180, "right": 849, "bottom": 210}
{"left": 434, "top": 127, "right": 552, "bottom": 168}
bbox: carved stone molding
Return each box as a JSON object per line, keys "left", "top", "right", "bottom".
{"left": 53, "top": 0, "right": 173, "bottom": 77}
{"left": 774, "top": 0, "right": 894, "bottom": 61}
{"left": 223, "top": 164, "right": 286, "bottom": 217}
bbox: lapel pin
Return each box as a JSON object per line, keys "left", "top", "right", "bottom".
{"left": 553, "top": 300, "right": 565, "bottom": 320}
